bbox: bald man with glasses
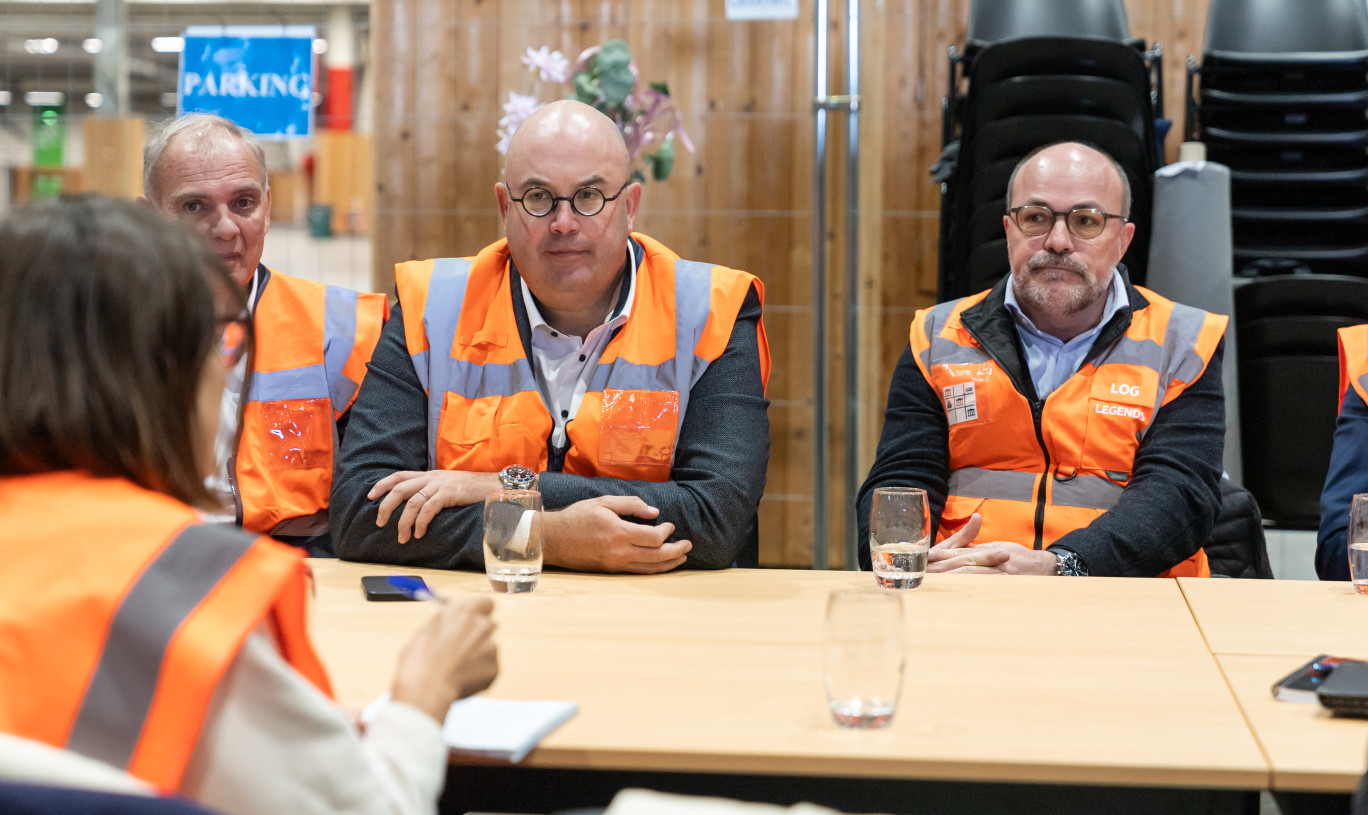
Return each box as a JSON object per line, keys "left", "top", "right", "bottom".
{"left": 332, "top": 100, "right": 771, "bottom": 574}
{"left": 857, "top": 141, "right": 1228, "bottom": 578}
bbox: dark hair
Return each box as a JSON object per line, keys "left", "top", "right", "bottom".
{"left": 0, "top": 195, "right": 249, "bottom": 506}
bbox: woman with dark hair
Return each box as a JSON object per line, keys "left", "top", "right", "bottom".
{"left": 0, "top": 196, "right": 498, "bottom": 815}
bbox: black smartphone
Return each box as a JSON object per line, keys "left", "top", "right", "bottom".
{"left": 361, "top": 575, "right": 430, "bottom": 602}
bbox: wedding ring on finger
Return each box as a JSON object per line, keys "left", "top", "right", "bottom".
{"left": 416, "top": 489, "right": 431, "bottom": 501}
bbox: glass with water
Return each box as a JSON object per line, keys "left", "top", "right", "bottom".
{"left": 822, "top": 589, "right": 904, "bottom": 727}
{"left": 483, "top": 489, "right": 543, "bottom": 593}
{"left": 1349, "top": 494, "right": 1368, "bottom": 594}
{"left": 869, "top": 486, "right": 931, "bottom": 589}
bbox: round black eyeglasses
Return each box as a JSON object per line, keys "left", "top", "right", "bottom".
{"left": 510, "top": 180, "right": 633, "bottom": 218}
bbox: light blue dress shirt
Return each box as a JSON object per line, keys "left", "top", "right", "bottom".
{"left": 1003, "top": 268, "right": 1127, "bottom": 400}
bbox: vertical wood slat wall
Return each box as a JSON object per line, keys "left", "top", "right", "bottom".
{"left": 370, "top": 0, "right": 1212, "bottom": 569}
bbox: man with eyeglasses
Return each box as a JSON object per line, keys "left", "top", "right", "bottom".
{"left": 857, "top": 141, "right": 1227, "bottom": 577}
{"left": 142, "top": 114, "right": 388, "bottom": 556}
{"left": 332, "top": 100, "right": 771, "bottom": 573}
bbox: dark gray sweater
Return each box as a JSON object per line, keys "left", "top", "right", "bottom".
{"left": 331, "top": 252, "right": 770, "bottom": 571}
{"left": 856, "top": 274, "right": 1225, "bottom": 576}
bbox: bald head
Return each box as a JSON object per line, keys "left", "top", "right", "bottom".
{"left": 505, "top": 100, "right": 631, "bottom": 182}
{"left": 1007, "top": 141, "right": 1131, "bottom": 219}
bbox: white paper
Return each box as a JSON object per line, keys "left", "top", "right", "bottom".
{"left": 363, "top": 694, "right": 578, "bottom": 764}
{"left": 442, "top": 697, "right": 578, "bottom": 763}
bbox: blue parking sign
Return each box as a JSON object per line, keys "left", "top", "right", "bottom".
{"left": 179, "top": 26, "right": 315, "bottom": 139}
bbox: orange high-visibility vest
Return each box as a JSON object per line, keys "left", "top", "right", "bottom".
{"left": 0, "top": 472, "right": 332, "bottom": 792}
{"left": 236, "top": 268, "right": 387, "bottom": 536}
{"left": 1337, "top": 324, "right": 1368, "bottom": 411}
{"left": 394, "top": 234, "right": 769, "bottom": 480}
{"left": 909, "top": 286, "right": 1228, "bottom": 577}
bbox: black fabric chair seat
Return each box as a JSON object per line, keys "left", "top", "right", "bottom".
{"left": 1200, "top": 101, "right": 1368, "bottom": 136}
{"left": 1208, "top": 141, "right": 1368, "bottom": 172}
{"left": 969, "top": 36, "right": 1152, "bottom": 89}
{"left": 1206, "top": 478, "right": 1273, "bottom": 579}
{"left": 1232, "top": 204, "right": 1368, "bottom": 222}
{"left": 1205, "top": 125, "right": 1368, "bottom": 147}
{"left": 972, "top": 76, "right": 1151, "bottom": 134}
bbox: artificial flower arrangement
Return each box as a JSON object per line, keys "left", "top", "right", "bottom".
{"left": 498, "top": 40, "right": 693, "bottom": 183}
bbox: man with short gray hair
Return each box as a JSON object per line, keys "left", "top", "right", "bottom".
{"left": 142, "top": 113, "right": 387, "bottom": 553}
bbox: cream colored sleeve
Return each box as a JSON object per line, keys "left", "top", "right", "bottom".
{"left": 179, "top": 626, "right": 448, "bottom": 815}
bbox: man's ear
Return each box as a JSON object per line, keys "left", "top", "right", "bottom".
{"left": 494, "top": 182, "right": 511, "bottom": 220}
{"left": 622, "top": 181, "right": 642, "bottom": 230}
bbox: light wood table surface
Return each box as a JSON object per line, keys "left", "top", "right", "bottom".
{"left": 1177, "top": 578, "right": 1368, "bottom": 794}
{"left": 308, "top": 562, "right": 1266, "bottom": 793}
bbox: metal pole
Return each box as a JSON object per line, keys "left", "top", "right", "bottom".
{"left": 94, "top": 0, "right": 129, "bottom": 116}
{"left": 811, "top": 0, "right": 830, "bottom": 570}
{"left": 843, "top": 0, "right": 861, "bottom": 570}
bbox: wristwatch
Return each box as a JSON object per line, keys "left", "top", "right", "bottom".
{"left": 1052, "top": 548, "right": 1088, "bottom": 577}
{"left": 498, "top": 465, "right": 538, "bottom": 491}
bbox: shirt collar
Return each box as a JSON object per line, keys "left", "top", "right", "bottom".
{"left": 520, "top": 241, "right": 638, "bottom": 337}
{"left": 1003, "top": 267, "right": 1126, "bottom": 347}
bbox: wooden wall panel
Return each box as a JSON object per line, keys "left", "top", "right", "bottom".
{"left": 370, "top": 0, "right": 1213, "bottom": 568}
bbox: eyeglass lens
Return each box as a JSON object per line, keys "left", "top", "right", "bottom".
{"left": 1013, "top": 206, "right": 1113, "bottom": 240}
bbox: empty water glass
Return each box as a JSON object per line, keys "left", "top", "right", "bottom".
{"left": 822, "top": 589, "right": 904, "bottom": 728}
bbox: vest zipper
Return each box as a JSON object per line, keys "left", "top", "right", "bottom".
{"left": 959, "top": 319, "right": 1051, "bottom": 550}
{"left": 1029, "top": 399, "right": 1049, "bottom": 550}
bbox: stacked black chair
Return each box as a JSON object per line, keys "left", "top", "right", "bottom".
{"left": 1187, "top": 0, "right": 1368, "bottom": 277}
{"left": 1234, "top": 275, "right": 1368, "bottom": 528}
{"left": 936, "top": 0, "right": 1163, "bottom": 301}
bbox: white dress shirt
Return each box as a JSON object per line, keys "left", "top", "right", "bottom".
{"left": 519, "top": 246, "right": 638, "bottom": 450}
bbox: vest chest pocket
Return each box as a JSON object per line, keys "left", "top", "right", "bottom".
{"left": 598, "top": 388, "right": 679, "bottom": 470}
{"left": 436, "top": 391, "right": 547, "bottom": 472}
{"left": 252, "top": 399, "right": 333, "bottom": 469}
{"left": 1080, "top": 374, "right": 1156, "bottom": 478}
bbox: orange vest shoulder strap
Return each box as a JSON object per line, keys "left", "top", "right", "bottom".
{"left": 1338, "top": 324, "right": 1368, "bottom": 410}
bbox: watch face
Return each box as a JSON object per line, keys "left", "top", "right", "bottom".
{"left": 500, "top": 465, "right": 537, "bottom": 489}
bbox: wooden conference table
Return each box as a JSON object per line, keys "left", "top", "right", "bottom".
{"left": 307, "top": 561, "right": 1368, "bottom": 814}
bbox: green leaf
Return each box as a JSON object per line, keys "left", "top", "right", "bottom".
{"left": 570, "top": 73, "right": 599, "bottom": 104}
{"left": 594, "top": 40, "right": 635, "bottom": 108}
{"left": 648, "top": 136, "right": 675, "bottom": 181}
{"left": 649, "top": 81, "right": 670, "bottom": 96}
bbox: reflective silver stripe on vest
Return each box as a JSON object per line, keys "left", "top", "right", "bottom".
{"left": 1094, "top": 302, "right": 1212, "bottom": 442}
{"left": 247, "top": 364, "right": 330, "bottom": 402}
{"left": 420, "top": 258, "right": 475, "bottom": 468}
{"left": 916, "top": 300, "right": 987, "bottom": 370}
{"left": 947, "top": 467, "right": 1036, "bottom": 502}
{"left": 66, "top": 524, "right": 255, "bottom": 770}
{"left": 1050, "top": 473, "right": 1125, "bottom": 509}
{"left": 323, "top": 285, "right": 360, "bottom": 413}
{"left": 1357, "top": 371, "right": 1368, "bottom": 400}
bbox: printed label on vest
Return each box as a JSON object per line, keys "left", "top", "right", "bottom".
{"left": 1092, "top": 402, "right": 1147, "bottom": 421}
{"left": 943, "top": 382, "right": 980, "bottom": 426}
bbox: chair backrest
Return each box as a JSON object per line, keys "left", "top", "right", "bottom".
{"left": 1205, "top": 0, "right": 1368, "bottom": 59}
{"left": 1235, "top": 274, "right": 1368, "bottom": 528}
{"left": 965, "top": 0, "right": 1135, "bottom": 56}
{"left": 938, "top": 37, "right": 1159, "bottom": 299}
{"left": 1206, "top": 478, "right": 1272, "bottom": 578}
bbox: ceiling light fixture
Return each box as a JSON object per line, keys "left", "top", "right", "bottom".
{"left": 150, "top": 37, "right": 184, "bottom": 54}
{"left": 85, "top": 92, "right": 103, "bottom": 108}
{"left": 83, "top": 38, "right": 103, "bottom": 54}
{"left": 24, "top": 38, "right": 59, "bottom": 55}
{"left": 24, "top": 91, "right": 66, "bottom": 106}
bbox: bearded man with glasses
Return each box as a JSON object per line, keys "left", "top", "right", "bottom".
{"left": 333, "top": 100, "right": 771, "bottom": 574}
{"left": 857, "top": 141, "right": 1228, "bottom": 578}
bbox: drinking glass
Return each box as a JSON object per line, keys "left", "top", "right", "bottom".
{"left": 822, "top": 589, "right": 904, "bottom": 728}
{"left": 869, "top": 486, "right": 931, "bottom": 589}
{"left": 483, "top": 490, "right": 543, "bottom": 594}
{"left": 1349, "top": 494, "right": 1368, "bottom": 595}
